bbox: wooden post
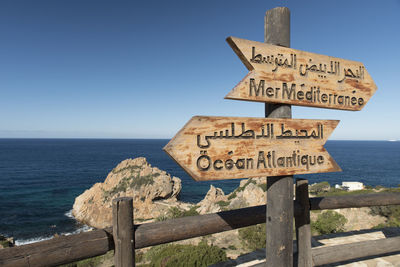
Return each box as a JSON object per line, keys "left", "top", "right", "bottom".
{"left": 265, "top": 7, "right": 293, "bottom": 267}
{"left": 295, "top": 179, "right": 312, "bottom": 267}
{"left": 113, "top": 197, "right": 135, "bottom": 267}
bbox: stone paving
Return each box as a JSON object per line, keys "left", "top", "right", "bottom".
{"left": 211, "top": 228, "right": 400, "bottom": 267}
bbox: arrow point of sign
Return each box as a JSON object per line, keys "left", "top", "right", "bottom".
{"left": 225, "top": 71, "right": 254, "bottom": 101}
{"left": 226, "top": 36, "right": 254, "bottom": 71}
{"left": 321, "top": 119, "right": 340, "bottom": 144}
{"left": 321, "top": 146, "right": 342, "bottom": 173}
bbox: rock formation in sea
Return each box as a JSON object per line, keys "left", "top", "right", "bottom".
{"left": 197, "top": 178, "right": 266, "bottom": 214}
{"left": 72, "top": 157, "right": 268, "bottom": 229}
{"left": 72, "top": 157, "right": 384, "bottom": 234}
{"left": 0, "top": 235, "right": 14, "bottom": 249}
{"left": 72, "top": 157, "right": 182, "bottom": 228}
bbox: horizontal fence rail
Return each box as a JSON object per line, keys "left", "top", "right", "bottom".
{"left": 312, "top": 235, "right": 400, "bottom": 266}
{"left": 1, "top": 192, "right": 400, "bottom": 267}
{"left": 309, "top": 192, "right": 400, "bottom": 210}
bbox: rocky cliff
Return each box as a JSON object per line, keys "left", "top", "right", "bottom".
{"left": 197, "top": 178, "right": 266, "bottom": 214}
{"left": 72, "top": 157, "right": 267, "bottom": 229}
{"left": 72, "top": 157, "right": 182, "bottom": 228}
{"left": 73, "top": 157, "right": 385, "bottom": 234}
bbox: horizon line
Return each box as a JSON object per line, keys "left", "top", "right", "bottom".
{"left": 0, "top": 137, "right": 397, "bottom": 142}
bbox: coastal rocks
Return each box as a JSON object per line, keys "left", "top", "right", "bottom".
{"left": 72, "top": 157, "right": 182, "bottom": 228}
{"left": 0, "top": 235, "right": 14, "bottom": 249}
{"left": 197, "top": 178, "right": 267, "bottom": 214}
{"left": 197, "top": 185, "right": 226, "bottom": 214}
{"left": 226, "top": 178, "right": 266, "bottom": 210}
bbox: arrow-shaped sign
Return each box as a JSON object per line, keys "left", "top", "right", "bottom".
{"left": 164, "top": 116, "right": 341, "bottom": 181}
{"left": 225, "top": 37, "right": 377, "bottom": 111}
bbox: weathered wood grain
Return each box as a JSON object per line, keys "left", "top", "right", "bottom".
{"left": 164, "top": 116, "right": 340, "bottom": 181}
{"left": 310, "top": 192, "right": 400, "bottom": 210}
{"left": 134, "top": 204, "right": 267, "bottom": 248}
{"left": 295, "top": 179, "right": 312, "bottom": 267}
{"left": 113, "top": 197, "right": 134, "bottom": 267}
{"left": 225, "top": 37, "right": 377, "bottom": 111}
{"left": 262, "top": 7, "right": 295, "bottom": 267}
{"left": 0, "top": 229, "right": 114, "bottom": 267}
{"left": 264, "top": 7, "right": 294, "bottom": 267}
{"left": 312, "top": 236, "right": 400, "bottom": 266}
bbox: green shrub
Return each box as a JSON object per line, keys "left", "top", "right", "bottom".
{"left": 370, "top": 205, "right": 400, "bottom": 228}
{"left": 309, "top": 181, "right": 330, "bottom": 195}
{"left": 145, "top": 241, "right": 227, "bottom": 267}
{"left": 217, "top": 200, "right": 230, "bottom": 208}
{"left": 155, "top": 214, "right": 169, "bottom": 222}
{"left": 111, "top": 164, "right": 141, "bottom": 174}
{"left": 130, "top": 174, "right": 154, "bottom": 189}
{"left": 238, "top": 223, "right": 266, "bottom": 251}
{"left": 0, "top": 236, "right": 13, "bottom": 248}
{"left": 311, "top": 210, "right": 347, "bottom": 235}
{"left": 370, "top": 205, "right": 400, "bottom": 218}
{"left": 373, "top": 219, "right": 400, "bottom": 229}
{"left": 315, "top": 188, "right": 375, "bottom": 197}
{"left": 157, "top": 206, "right": 200, "bottom": 221}
{"left": 258, "top": 183, "right": 267, "bottom": 192}
{"left": 135, "top": 251, "right": 144, "bottom": 263}
{"left": 383, "top": 187, "right": 400, "bottom": 193}
{"left": 228, "top": 179, "right": 257, "bottom": 200}
{"left": 228, "top": 191, "right": 237, "bottom": 200}
{"left": 102, "top": 173, "right": 156, "bottom": 202}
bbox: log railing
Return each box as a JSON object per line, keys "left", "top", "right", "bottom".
{"left": 1, "top": 185, "right": 400, "bottom": 267}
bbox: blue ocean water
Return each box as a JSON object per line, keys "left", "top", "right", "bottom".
{"left": 0, "top": 139, "right": 399, "bottom": 244}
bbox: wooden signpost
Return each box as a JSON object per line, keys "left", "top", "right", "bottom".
{"left": 225, "top": 36, "right": 377, "bottom": 111}
{"left": 164, "top": 116, "right": 340, "bottom": 181}
{"left": 164, "top": 6, "right": 377, "bottom": 267}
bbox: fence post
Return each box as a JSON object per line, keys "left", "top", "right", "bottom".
{"left": 113, "top": 197, "right": 135, "bottom": 267}
{"left": 264, "top": 7, "right": 293, "bottom": 267}
{"left": 295, "top": 179, "right": 312, "bottom": 266}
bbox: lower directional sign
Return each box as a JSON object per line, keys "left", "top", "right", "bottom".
{"left": 164, "top": 116, "right": 341, "bottom": 181}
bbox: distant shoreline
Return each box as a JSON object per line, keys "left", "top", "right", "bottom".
{"left": 0, "top": 138, "right": 396, "bottom": 141}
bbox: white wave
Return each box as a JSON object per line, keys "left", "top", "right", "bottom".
{"left": 65, "top": 225, "right": 93, "bottom": 236}
{"left": 15, "top": 236, "right": 53, "bottom": 246}
{"left": 15, "top": 224, "right": 93, "bottom": 246}
{"left": 64, "top": 209, "right": 74, "bottom": 219}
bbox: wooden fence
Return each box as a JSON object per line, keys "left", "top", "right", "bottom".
{"left": 1, "top": 179, "right": 400, "bottom": 266}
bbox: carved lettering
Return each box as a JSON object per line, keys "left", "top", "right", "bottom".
{"left": 249, "top": 78, "right": 265, "bottom": 96}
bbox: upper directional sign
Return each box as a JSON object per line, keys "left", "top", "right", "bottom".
{"left": 225, "top": 36, "right": 377, "bottom": 111}
{"left": 164, "top": 116, "right": 341, "bottom": 181}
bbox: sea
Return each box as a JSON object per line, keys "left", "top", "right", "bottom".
{"left": 0, "top": 139, "right": 399, "bottom": 245}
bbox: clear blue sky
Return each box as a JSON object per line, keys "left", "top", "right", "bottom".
{"left": 1, "top": 0, "right": 399, "bottom": 140}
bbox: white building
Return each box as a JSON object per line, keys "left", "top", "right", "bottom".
{"left": 336, "top": 182, "right": 364, "bottom": 191}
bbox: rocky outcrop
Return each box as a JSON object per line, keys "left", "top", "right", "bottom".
{"left": 72, "top": 156, "right": 267, "bottom": 228}
{"left": 197, "top": 185, "right": 227, "bottom": 214}
{"left": 72, "top": 157, "right": 182, "bottom": 228}
{"left": 197, "top": 178, "right": 266, "bottom": 214}
{"left": 0, "top": 235, "right": 14, "bottom": 249}
{"left": 73, "top": 156, "right": 385, "bottom": 236}
{"left": 310, "top": 207, "right": 386, "bottom": 232}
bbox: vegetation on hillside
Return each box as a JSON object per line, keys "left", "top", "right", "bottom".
{"left": 144, "top": 241, "right": 227, "bottom": 267}
{"left": 102, "top": 173, "right": 156, "bottom": 202}
{"left": 156, "top": 206, "right": 199, "bottom": 221}
{"left": 238, "top": 223, "right": 266, "bottom": 251}
{"left": 311, "top": 210, "right": 347, "bottom": 235}
{"left": 228, "top": 179, "right": 257, "bottom": 200}
{"left": 370, "top": 205, "right": 400, "bottom": 228}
